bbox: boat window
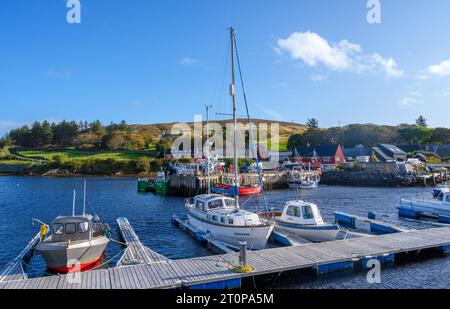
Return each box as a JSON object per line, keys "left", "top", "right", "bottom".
{"left": 212, "top": 215, "right": 218, "bottom": 221}
{"left": 65, "top": 223, "right": 76, "bottom": 234}
{"left": 286, "top": 206, "right": 301, "bottom": 217}
{"left": 209, "top": 200, "right": 224, "bottom": 210}
{"left": 224, "top": 199, "right": 235, "bottom": 208}
{"left": 53, "top": 223, "right": 64, "bottom": 235}
{"left": 229, "top": 218, "right": 234, "bottom": 224}
{"left": 78, "top": 222, "right": 89, "bottom": 233}
{"left": 447, "top": 195, "right": 450, "bottom": 202}
{"left": 302, "top": 206, "right": 314, "bottom": 219}
{"left": 221, "top": 217, "right": 225, "bottom": 223}
{"left": 195, "top": 201, "right": 204, "bottom": 211}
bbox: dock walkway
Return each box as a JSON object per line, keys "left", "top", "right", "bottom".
{"left": 116, "top": 217, "right": 167, "bottom": 266}
{"left": 2, "top": 225, "right": 450, "bottom": 289}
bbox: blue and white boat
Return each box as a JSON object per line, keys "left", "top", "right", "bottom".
{"left": 275, "top": 201, "right": 339, "bottom": 242}
{"left": 399, "top": 185, "right": 450, "bottom": 217}
{"left": 288, "top": 166, "right": 320, "bottom": 189}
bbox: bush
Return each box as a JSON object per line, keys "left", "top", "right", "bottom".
{"left": 136, "top": 156, "right": 151, "bottom": 172}
{"left": 53, "top": 154, "right": 69, "bottom": 166}
{"left": 150, "top": 159, "right": 164, "bottom": 172}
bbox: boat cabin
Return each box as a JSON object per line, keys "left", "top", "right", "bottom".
{"left": 50, "top": 215, "right": 101, "bottom": 242}
{"left": 192, "top": 194, "right": 236, "bottom": 212}
{"left": 433, "top": 187, "right": 450, "bottom": 200}
{"left": 278, "top": 201, "right": 325, "bottom": 225}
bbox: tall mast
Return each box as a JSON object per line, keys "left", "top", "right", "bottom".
{"left": 229, "top": 27, "right": 239, "bottom": 210}
{"left": 83, "top": 180, "right": 86, "bottom": 216}
{"left": 205, "top": 104, "right": 212, "bottom": 194}
{"left": 72, "top": 190, "right": 76, "bottom": 216}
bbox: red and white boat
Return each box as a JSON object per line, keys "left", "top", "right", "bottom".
{"left": 216, "top": 183, "right": 262, "bottom": 196}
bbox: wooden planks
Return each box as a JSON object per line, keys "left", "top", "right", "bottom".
{"left": 117, "top": 217, "right": 167, "bottom": 266}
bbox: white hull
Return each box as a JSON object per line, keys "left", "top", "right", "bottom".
{"left": 399, "top": 199, "right": 450, "bottom": 216}
{"left": 288, "top": 181, "right": 320, "bottom": 189}
{"left": 187, "top": 213, "right": 273, "bottom": 250}
{"left": 276, "top": 223, "right": 339, "bottom": 242}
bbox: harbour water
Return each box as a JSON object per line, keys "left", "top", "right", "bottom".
{"left": 0, "top": 176, "right": 449, "bottom": 288}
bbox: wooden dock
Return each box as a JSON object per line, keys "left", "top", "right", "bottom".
{"left": 116, "top": 217, "right": 167, "bottom": 265}
{"left": 0, "top": 232, "right": 40, "bottom": 284}
{"left": 334, "top": 211, "right": 413, "bottom": 234}
{"left": 2, "top": 221, "right": 450, "bottom": 289}
{"left": 167, "top": 172, "right": 288, "bottom": 196}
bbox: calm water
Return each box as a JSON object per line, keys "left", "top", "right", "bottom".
{"left": 0, "top": 176, "right": 449, "bottom": 288}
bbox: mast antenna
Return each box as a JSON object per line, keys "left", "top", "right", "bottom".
{"left": 229, "top": 26, "right": 239, "bottom": 210}
{"left": 72, "top": 190, "right": 76, "bottom": 216}
{"left": 83, "top": 180, "right": 87, "bottom": 216}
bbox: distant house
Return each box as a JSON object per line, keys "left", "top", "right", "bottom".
{"left": 379, "top": 144, "right": 407, "bottom": 162}
{"left": 413, "top": 153, "right": 427, "bottom": 162}
{"left": 344, "top": 144, "right": 407, "bottom": 163}
{"left": 293, "top": 144, "right": 345, "bottom": 165}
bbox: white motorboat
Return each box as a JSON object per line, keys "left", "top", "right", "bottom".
{"left": 399, "top": 186, "right": 450, "bottom": 216}
{"left": 288, "top": 166, "right": 320, "bottom": 189}
{"left": 275, "top": 200, "right": 339, "bottom": 242}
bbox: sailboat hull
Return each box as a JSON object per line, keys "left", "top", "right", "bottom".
{"left": 216, "top": 184, "right": 262, "bottom": 196}
{"left": 187, "top": 213, "right": 273, "bottom": 250}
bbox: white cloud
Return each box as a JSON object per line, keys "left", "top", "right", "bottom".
{"left": 259, "top": 106, "right": 283, "bottom": 120}
{"left": 398, "top": 97, "right": 419, "bottom": 107}
{"left": 43, "top": 69, "right": 72, "bottom": 80}
{"left": 428, "top": 59, "right": 450, "bottom": 76}
{"left": 277, "top": 31, "right": 403, "bottom": 78}
{"left": 311, "top": 74, "right": 326, "bottom": 82}
{"left": 398, "top": 91, "right": 422, "bottom": 107}
{"left": 180, "top": 57, "right": 199, "bottom": 66}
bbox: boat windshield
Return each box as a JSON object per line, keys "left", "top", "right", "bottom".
{"left": 208, "top": 199, "right": 225, "bottom": 210}
{"left": 224, "top": 199, "right": 235, "bottom": 208}
{"left": 302, "top": 206, "right": 314, "bottom": 219}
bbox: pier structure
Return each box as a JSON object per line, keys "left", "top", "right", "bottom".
{"left": 2, "top": 217, "right": 450, "bottom": 289}
{"left": 167, "top": 172, "right": 288, "bottom": 196}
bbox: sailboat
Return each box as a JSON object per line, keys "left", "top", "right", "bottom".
{"left": 184, "top": 27, "right": 274, "bottom": 250}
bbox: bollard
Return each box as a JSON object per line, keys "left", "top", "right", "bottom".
{"left": 239, "top": 241, "right": 247, "bottom": 267}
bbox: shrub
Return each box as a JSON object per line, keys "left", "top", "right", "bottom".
{"left": 150, "top": 159, "right": 164, "bottom": 172}
{"left": 53, "top": 154, "right": 69, "bottom": 166}
{"left": 136, "top": 156, "right": 151, "bottom": 172}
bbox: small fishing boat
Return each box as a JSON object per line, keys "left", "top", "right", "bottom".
{"left": 288, "top": 166, "right": 320, "bottom": 189}
{"left": 216, "top": 176, "right": 262, "bottom": 196}
{"left": 275, "top": 200, "right": 339, "bottom": 242}
{"left": 36, "top": 184, "right": 110, "bottom": 273}
{"left": 399, "top": 186, "right": 450, "bottom": 217}
{"left": 138, "top": 172, "right": 168, "bottom": 195}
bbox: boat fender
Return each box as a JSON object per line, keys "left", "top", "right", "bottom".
{"left": 230, "top": 265, "right": 254, "bottom": 273}
{"left": 40, "top": 225, "right": 48, "bottom": 237}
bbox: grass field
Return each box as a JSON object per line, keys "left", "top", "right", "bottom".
{"left": 18, "top": 150, "right": 154, "bottom": 161}
{"left": 0, "top": 160, "right": 33, "bottom": 165}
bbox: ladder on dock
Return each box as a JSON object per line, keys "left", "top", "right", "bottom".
{"left": 0, "top": 232, "right": 40, "bottom": 283}
{"left": 116, "top": 217, "right": 167, "bottom": 266}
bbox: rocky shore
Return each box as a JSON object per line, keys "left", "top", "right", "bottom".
{"left": 321, "top": 170, "right": 420, "bottom": 187}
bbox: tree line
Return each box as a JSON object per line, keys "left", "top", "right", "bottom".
{"left": 288, "top": 116, "right": 450, "bottom": 150}
{"left": 0, "top": 120, "right": 154, "bottom": 151}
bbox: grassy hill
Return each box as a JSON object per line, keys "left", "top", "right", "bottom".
{"left": 130, "top": 119, "right": 306, "bottom": 151}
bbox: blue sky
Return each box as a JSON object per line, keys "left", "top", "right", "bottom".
{"left": 1, "top": 0, "right": 450, "bottom": 135}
